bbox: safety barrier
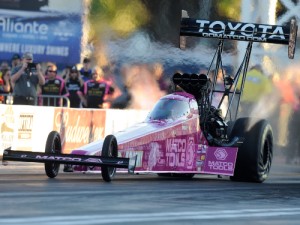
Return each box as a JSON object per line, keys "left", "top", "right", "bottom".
{"left": 0, "top": 104, "right": 149, "bottom": 154}
{"left": 38, "top": 95, "right": 70, "bottom": 107}
{"left": 0, "top": 93, "right": 13, "bottom": 104}
{"left": 0, "top": 93, "right": 70, "bottom": 107}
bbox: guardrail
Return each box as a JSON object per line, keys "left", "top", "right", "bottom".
{"left": 0, "top": 93, "right": 12, "bottom": 104}
{"left": 0, "top": 93, "right": 70, "bottom": 107}
{"left": 39, "top": 95, "right": 70, "bottom": 107}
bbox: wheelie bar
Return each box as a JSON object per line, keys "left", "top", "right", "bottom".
{"left": 2, "top": 149, "right": 137, "bottom": 174}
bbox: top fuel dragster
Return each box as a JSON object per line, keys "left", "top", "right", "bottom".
{"left": 3, "top": 11, "right": 298, "bottom": 182}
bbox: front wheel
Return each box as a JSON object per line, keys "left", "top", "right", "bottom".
{"left": 230, "top": 118, "right": 273, "bottom": 183}
{"left": 101, "top": 135, "right": 118, "bottom": 182}
{"left": 44, "top": 131, "right": 62, "bottom": 178}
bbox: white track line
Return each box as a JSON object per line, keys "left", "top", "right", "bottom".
{"left": 1, "top": 208, "right": 300, "bottom": 224}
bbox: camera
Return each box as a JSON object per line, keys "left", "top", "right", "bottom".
{"left": 27, "top": 62, "right": 37, "bottom": 69}
{"left": 25, "top": 62, "right": 37, "bottom": 75}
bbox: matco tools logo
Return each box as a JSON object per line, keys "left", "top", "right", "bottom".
{"left": 208, "top": 148, "right": 233, "bottom": 172}
{"left": 214, "top": 148, "right": 228, "bottom": 160}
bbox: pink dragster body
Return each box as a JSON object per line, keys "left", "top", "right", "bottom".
{"left": 71, "top": 92, "right": 238, "bottom": 176}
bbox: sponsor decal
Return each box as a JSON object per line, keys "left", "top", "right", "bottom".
{"left": 15, "top": 113, "right": 34, "bottom": 151}
{"left": 165, "top": 136, "right": 195, "bottom": 169}
{"left": 148, "top": 142, "right": 161, "bottom": 170}
{"left": 182, "top": 125, "right": 188, "bottom": 131}
{"left": 186, "top": 137, "right": 195, "bottom": 169}
{"left": 203, "top": 147, "right": 237, "bottom": 175}
{"left": 125, "top": 150, "right": 143, "bottom": 168}
{"left": 32, "top": 155, "right": 112, "bottom": 164}
{"left": 196, "top": 160, "right": 203, "bottom": 167}
{"left": 36, "top": 155, "right": 82, "bottom": 161}
{"left": 195, "top": 20, "right": 286, "bottom": 42}
{"left": 166, "top": 138, "right": 186, "bottom": 167}
{"left": 197, "top": 144, "right": 208, "bottom": 153}
{"left": 18, "top": 114, "right": 33, "bottom": 140}
{"left": 84, "top": 158, "right": 103, "bottom": 163}
{"left": 214, "top": 148, "right": 228, "bottom": 160}
{"left": 207, "top": 161, "right": 234, "bottom": 171}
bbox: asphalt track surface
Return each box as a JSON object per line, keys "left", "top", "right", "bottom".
{"left": 1, "top": 152, "right": 300, "bottom": 225}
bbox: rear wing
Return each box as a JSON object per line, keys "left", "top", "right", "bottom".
{"left": 180, "top": 13, "right": 298, "bottom": 59}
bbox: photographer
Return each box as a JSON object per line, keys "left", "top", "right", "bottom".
{"left": 11, "top": 52, "right": 45, "bottom": 105}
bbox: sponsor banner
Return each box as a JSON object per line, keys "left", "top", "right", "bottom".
{"left": 14, "top": 106, "right": 54, "bottom": 151}
{"left": 0, "top": 105, "right": 54, "bottom": 152}
{"left": 202, "top": 147, "right": 238, "bottom": 176}
{"left": 0, "top": 0, "right": 83, "bottom": 65}
{"left": 0, "top": 104, "right": 150, "bottom": 156}
{"left": 53, "top": 108, "right": 106, "bottom": 153}
{"left": 0, "top": 105, "right": 15, "bottom": 151}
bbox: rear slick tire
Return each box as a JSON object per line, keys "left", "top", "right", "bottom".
{"left": 101, "top": 135, "right": 118, "bottom": 182}
{"left": 230, "top": 118, "right": 273, "bottom": 183}
{"left": 44, "top": 131, "right": 62, "bottom": 178}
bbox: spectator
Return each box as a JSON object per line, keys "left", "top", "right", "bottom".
{"left": 0, "top": 68, "right": 12, "bottom": 104}
{"left": 40, "top": 64, "right": 69, "bottom": 107}
{"left": 101, "top": 63, "right": 122, "bottom": 108}
{"left": 61, "top": 65, "right": 72, "bottom": 80}
{"left": 11, "top": 53, "right": 21, "bottom": 70}
{"left": 273, "top": 67, "right": 300, "bottom": 163}
{"left": 65, "top": 65, "right": 84, "bottom": 108}
{"left": 110, "top": 65, "right": 132, "bottom": 109}
{"left": 78, "top": 66, "right": 114, "bottom": 108}
{"left": 238, "top": 65, "right": 273, "bottom": 116}
{"left": 0, "top": 61, "right": 10, "bottom": 71}
{"left": 11, "top": 52, "right": 45, "bottom": 105}
{"left": 79, "top": 57, "right": 92, "bottom": 82}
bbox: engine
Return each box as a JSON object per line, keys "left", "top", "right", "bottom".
{"left": 172, "top": 72, "right": 211, "bottom": 99}
{"left": 205, "top": 107, "right": 228, "bottom": 140}
{"left": 172, "top": 72, "right": 230, "bottom": 145}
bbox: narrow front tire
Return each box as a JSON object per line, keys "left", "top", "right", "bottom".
{"left": 44, "top": 131, "right": 62, "bottom": 178}
{"left": 101, "top": 135, "right": 118, "bottom": 182}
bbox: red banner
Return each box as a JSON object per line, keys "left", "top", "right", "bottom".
{"left": 53, "top": 108, "right": 106, "bottom": 153}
